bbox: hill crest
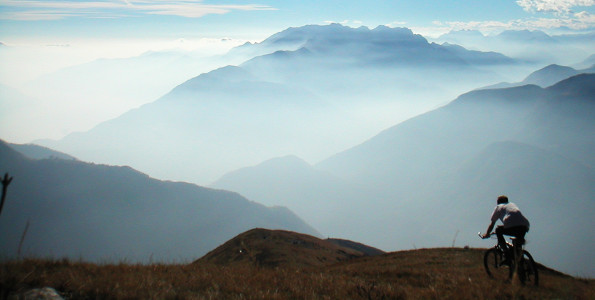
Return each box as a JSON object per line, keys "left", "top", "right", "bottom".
{"left": 195, "top": 228, "right": 384, "bottom": 268}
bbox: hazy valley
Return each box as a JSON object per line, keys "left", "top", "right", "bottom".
{"left": 32, "top": 24, "right": 540, "bottom": 184}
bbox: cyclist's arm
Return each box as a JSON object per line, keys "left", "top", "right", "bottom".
{"left": 484, "top": 205, "right": 501, "bottom": 238}
{"left": 483, "top": 220, "right": 495, "bottom": 238}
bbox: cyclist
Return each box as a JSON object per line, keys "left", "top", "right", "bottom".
{"left": 482, "top": 195, "right": 530, "bottom": 263}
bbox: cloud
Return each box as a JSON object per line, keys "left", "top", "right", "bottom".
{"left": 423, "top": 4, "right": 595, "bottom": 35}
{"left": 436, "top": 13, "right": 595, "bottom": 32}
{"left": 0, "top": 11, "right": 76, "bottom": 21}
{"left": 516, "top": 0, "right": 595, "bottom": 13}
{"left": 0, "top": 0, "right": 276, "bottom": 21}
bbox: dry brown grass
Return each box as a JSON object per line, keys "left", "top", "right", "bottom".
{"left": 196, "top": 228, "right": 370, "bottom": 268}
{"left": 1, "top": 248, "right": 593, "bottom": 299}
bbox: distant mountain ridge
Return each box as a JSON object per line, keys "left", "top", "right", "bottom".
{"left": 239, "top": 24, "right": 515, "bottom": 78}
{"left": 9, "top": 142, "right": 76, "bottom": 160}
{"left": 211, "top": 155, "right": 372, "bottom": 234}
{"left": 318, "top": 74, "right": 595, "bottom": 185}
{"left": 482, "top": 63, "right": 595, "bottom": 89}
{"left": 435, "top": 29, "right": 594, "bottom": 66}
{"left": 38, "top": 24, "right": 519, "bottom": 185}
{"left": 0, "top": 140, "right": 318, "bottom": 263}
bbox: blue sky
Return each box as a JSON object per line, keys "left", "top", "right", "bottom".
{"left": 1, "top": 0, "right": 594, "bottom": 42}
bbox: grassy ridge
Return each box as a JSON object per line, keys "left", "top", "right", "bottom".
{"left": 1, "top": 248, "right": 593, "bottom": 299}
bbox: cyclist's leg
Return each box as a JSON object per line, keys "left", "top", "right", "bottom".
{"left": 499, "top": 226, "right": 528, "bottom": 263}
{"left": 495, "top": 225, "right": 508, "bottom": 250}
{"left": 505, "top": 226, "right": 528, "bottom": 244}
{"left": 495, "top": 226, "right": 513, "bottom": 266}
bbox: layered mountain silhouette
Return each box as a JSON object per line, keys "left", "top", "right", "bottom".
{"left": 18, "top": 50, "right": 232, "bottom": 139}
{"left": 0, "top": 140, "right": 317, "bottom": 262}
{"left": 577, "top": 54, "right": 595, "bottom": 69}
{"left": 39, "top": 65, "right": 341, "bottom": 184}
{"left": 211, "top": 155, "right": 375, "bottom": 234}
{"left": 215, "top": 74, "right": 595, "bottom": 277}
{"left": 8, "top": 143, "right": 76, "bottom": 160}
{"left": 319, "top": 74, "right": 594, "bottom": 180}
{"left": 436, "top": 29, "right": 594, "bottom": 66}
{"left": 483, "top": 63, "right": 594, "bottom": 89}
{"left": 37, "top": 24, "right": 519, "bottom": 185}
{"left": 230, "top": 24, "right": 512, "bottom": 67}
{"left": 195, "top": 228, "right": 383, "bottom": 268}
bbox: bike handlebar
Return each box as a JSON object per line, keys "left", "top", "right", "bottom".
{"left": 478, "top": 232, "right": 495, "bottom": 239}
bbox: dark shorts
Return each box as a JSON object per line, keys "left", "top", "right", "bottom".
{"left": 496, "top": 225, "right": 529, "bottom": 244}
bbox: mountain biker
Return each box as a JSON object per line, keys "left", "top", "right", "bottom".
{"left": 482, "top": 195, "right": 530, "bottom": 262}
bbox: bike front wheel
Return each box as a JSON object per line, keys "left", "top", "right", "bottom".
{"left": 483, "top": 248, "right": 512, "bottom": 282}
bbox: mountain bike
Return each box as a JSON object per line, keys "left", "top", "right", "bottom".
{"left": 479, "top": 232, "right": 538, "bottom": 286}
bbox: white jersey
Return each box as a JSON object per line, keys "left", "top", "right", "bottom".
{"left": 490, "top": 202, "right": 530, "bottom": 229}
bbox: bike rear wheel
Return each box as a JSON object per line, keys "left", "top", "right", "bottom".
{"left": 518, "top": 250, "right": 539, "bottom": 286}
{"left": 483, "top": 248, "right": 513, "bottom": 281}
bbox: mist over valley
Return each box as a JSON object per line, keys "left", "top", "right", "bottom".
{"left": 34, "top": 24, "right": 548, "bottom": 185}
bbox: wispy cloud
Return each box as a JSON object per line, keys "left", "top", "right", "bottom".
{"left": 0, "top": 0, "right": 276, "bottom": 21}
{"left": 516, "top": 0, "right": 595, "bottom": 14}
{"left": 421, "top": 1, "right": 595, "bottom": 36}
{"left": 432, "top": 12, "right": 595, "bottom": 33}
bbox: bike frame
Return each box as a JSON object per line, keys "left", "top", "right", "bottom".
{"left": 479, "top": 232, "right": 538, "bottom": 286}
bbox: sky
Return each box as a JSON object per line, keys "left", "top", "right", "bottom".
{"left": 2, "top": 0, "right": 594, "bottom": 45}
{"left": 1, "top": 0, "right": 595, "bottom": 142}
{"left": 1, "top": 0, "right": 594, "bottom": 77}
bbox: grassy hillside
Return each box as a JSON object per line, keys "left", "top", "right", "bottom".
{"left": 2, "top": 248, "right": 592, "bottom": 299}
{"left": 195, "top": 228, "right": 377, "bottom": 268}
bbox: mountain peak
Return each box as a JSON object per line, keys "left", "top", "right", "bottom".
{"left": 372, "top": 24, "right": 391, "bottom": 31}
{"left": 257, "top": 155, "right": 310, "bottom": 169}
{"left": 263, "top": 23, "right": 353, "bottom": 45}
{"left": 262, "top": 24, "right": 424, "bottom": 49}
{"left": 213, "top": 155, "right": 314, "bottom": 188}
{"left": 372, "top": 24, "right": 411, "bottom": 34}
{"left": 522, "top": 64, "right": 579, "bottom": 87}
{"left": 497, "top": 29, "right": 555, "bottom": 42}
{"left": 197, "top": 65, "right": 255, "bottom": 82}
{"left": 170, "top": 65, "right": 257, "bottom": 94}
